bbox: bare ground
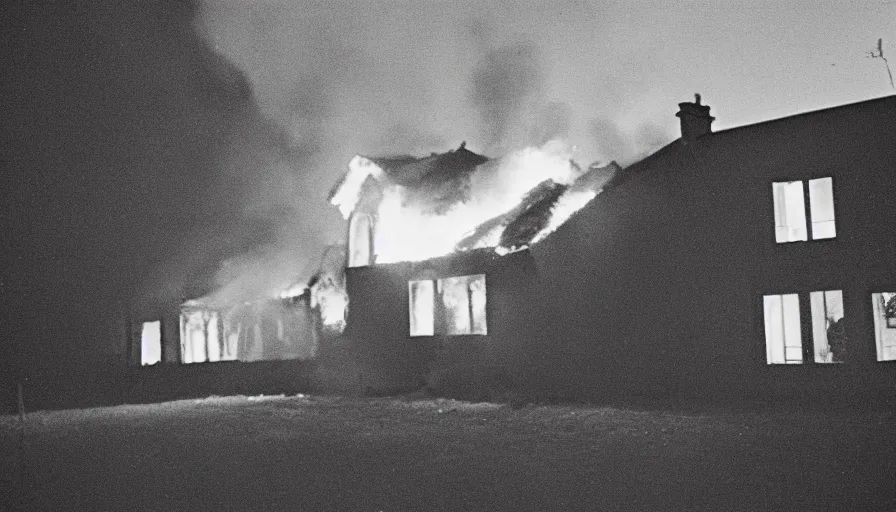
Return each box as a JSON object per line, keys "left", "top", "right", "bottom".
{"left": 1, "top": 395, "right": 894, "bottom": 511}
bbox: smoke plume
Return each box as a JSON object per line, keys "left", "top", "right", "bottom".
{"left": 470, "top": 41, "right": 544, "bottom": 148}
{"left": 162, "top": 0, "right": 677, "bottom": 307}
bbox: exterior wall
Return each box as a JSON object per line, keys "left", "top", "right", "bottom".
{"left": 533, "top": 96, "right": 896, "bottom": 402}
{"left": 125, "top": 299, "right": 318, "bottom": 403}
{"left": 341, "top": 249, "right": 542, "bottom": 397}
{"left": 126, "top": 359, "right": 315, "bottom": 404}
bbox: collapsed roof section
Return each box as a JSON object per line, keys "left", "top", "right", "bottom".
{"left": 455, "top": 161, "right": 621, "bottom": 253}
{"left": 330, "top": 141, "right": 620, "bottom": 264}
{"left": 328, "top": 143, "right": 489, "bottom": 219}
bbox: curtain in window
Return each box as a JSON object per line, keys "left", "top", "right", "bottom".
{"left": 773, "top": 182, "right": 807, "bottom": 242}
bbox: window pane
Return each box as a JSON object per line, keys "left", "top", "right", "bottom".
{"left": 409, "top": 280, "right": 435, "bottom": 336}
{"left": 206, "top": 311, "right": 221, "bottom": 362}
{"left": 140, "top": 321, "right": 161, "bottom": 366}
{"left": 781, "top": 294, "right": 803, "bottom": 363}
{"left": 765, "top": 294, "right": 802, "bottom": 364}
{"left": 348, "top": 213, "right": 373, "bottom": 267}
{"left": 809, "top": 177, "right": 836, "bottom": 239}
{"left": 469, "top": 275, "right": 488, "bottom": 335}
{"left": 872, "top": 292, "right": 896, "bottom": 361}
{"left": 440, "top": 276, "right": 474, "bottom": 334}
{"left": 436, "top": 274, "right": 487, "bottom": 335}
{"left": 773, "top": 182, "right": 807, "bottom": 243}
{"left": 810, "top": 290, "right": 845, "bottom": 363}
{"left": 179, "top": 309, "right": 221, "bottom": 364}
{"left": 180, "top": 310, "right": 206, "bottom": 364}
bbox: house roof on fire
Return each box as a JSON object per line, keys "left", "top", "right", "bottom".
{"left": 369, "top": 144, "right": 489, "bottom": 187}
{"left": 329, "top": 141, "right": 620, "bottom": 255}
{"left": 327, "top": 143, "right": 488, "bottom": 202}
{"left": 455, "top": 161, "right": 619, "bottom": 252}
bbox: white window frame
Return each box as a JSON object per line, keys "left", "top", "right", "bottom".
{"left": 764, "top": 293, "right": 803, "bottom": 364}
{"left": 772, "top": 177, "right": 836, "bottom": 243}
{"left": 809, "top": 290, "right": 845, "bottom": 364}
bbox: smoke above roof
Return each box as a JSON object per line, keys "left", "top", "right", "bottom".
{"left": 162, "top": 0, "right": 674, "bottom": 306}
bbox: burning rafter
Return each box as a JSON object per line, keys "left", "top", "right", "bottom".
{"left": 330, "top": 141, "right": 618, "bottom": 265}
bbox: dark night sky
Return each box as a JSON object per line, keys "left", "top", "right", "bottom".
{"left": 2, "top": 0, "right": 894, "bottom": 391}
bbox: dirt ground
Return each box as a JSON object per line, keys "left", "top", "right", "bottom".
{"left": 1, "top": 395, "right": 894, "bottom": 511}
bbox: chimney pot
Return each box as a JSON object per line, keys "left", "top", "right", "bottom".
{"left": 676, "top": 93, "right": 714, "bottom": 141}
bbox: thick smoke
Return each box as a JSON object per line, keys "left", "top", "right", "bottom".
{"left": 531, "top": 101, "right": 574, "bottom": 146}
{"left": 470, "top": 41, "right": 544, "bottom": 148}
{"left": 589, "top": 117, "right": 670, "bottom": 166}
{"left": 173, "top": 0, "right": 676, "bottom": 307}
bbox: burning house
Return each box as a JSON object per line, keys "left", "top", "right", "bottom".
{"left": 128, "top": 94, "right": 895, "bottom": 405}
{"left": 328, "top": 94, "right": 896, "bottom": 403}
{"left": 326, "top": 141, "right": 617, "bottom": 395}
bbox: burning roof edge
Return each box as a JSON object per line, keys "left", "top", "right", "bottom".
{"left": 327, "top": 142, "right": 488, "bottom": 203}
{"left": 455, "top": 160, "right": 621, "bottom": 253}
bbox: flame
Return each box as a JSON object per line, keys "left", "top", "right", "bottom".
{"left": 311, "top": 275, "right": 348, "bottom": 332}
{"left": 278, "top": 283, "right": 307, "bottom": 299}
{"left": 371, "top": 140, "right": 588, "bottom": 263}
{"left": 529, "top": 188, "right": 598, "bottom": 245}
{"left": 331, "top": 155, "right": 383, "bottom": 219}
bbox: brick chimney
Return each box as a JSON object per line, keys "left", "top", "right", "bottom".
{"left": 676, "top": 93, "right": 714, "bottom": 141}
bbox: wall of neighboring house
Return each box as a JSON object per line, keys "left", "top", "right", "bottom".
{"left": 340, "top": 248, "right": 543, "bottom": 398}
{"left": 533, "top": 96, "right": 896, "bottom": 402}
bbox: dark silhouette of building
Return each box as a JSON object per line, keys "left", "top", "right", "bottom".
{"left": 535, "top": 94, "right": 896, "bottom": 402}
{"left": 334, "top": 94, "right": 896, "bottom": 404}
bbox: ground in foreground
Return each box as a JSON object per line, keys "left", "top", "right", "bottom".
{"left": 1, "top": 395, "right": 894, "bottom": 511}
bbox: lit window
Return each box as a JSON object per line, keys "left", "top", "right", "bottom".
{"left": 438, "top": 275, "right": 487, "bottom": 335}
{"left": 808, "top": 178, "right": 836, "bottom": 239}
{"left": 408, "top": 274, "right": 487, "bottom": 336}
{"left": 773, "top": 181, "right": 807, "bottom": 242}
{"left": 179, "top": 308, "right": 222, "bottom": 364}
{"left": 408, "top": 280, "right": 435, "bottom": 336}
{"left": 772, "top": 177, "right": 836, "bottom": 243}
{"left": 809, "top": 290, "right": 845, "bottom": 363}
{"left": 764, "top": 294, "right": 803, "bottom": 364}
{"left": 348, "top": 213, "right": 374, "bottom": 267}
{"left": 140, "top": 321, "right": 162, "bottom": 366}
{"left": 872, "top": 292, "right": 896, "bottom": 361}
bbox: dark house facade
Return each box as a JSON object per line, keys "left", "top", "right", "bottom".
{"left": 342, "top": 247, "right": 543, "bottom": 396}
{"left": 326, "top": 142, "right": 614, "bottom": 397}
{"left": 534, "top": 94, "right": 896, "bottom": 402}
{"left": 333, "top": 94, "right": 896, "bottom": 403}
